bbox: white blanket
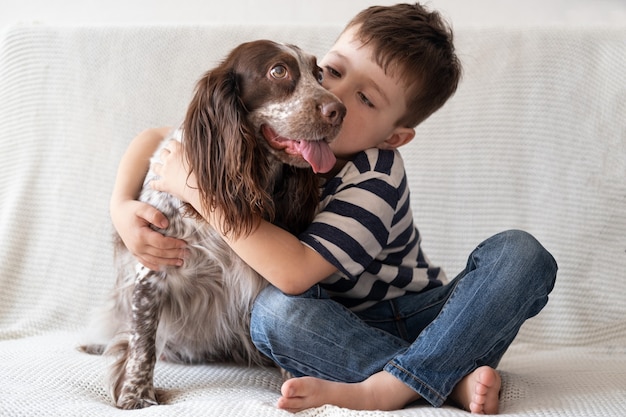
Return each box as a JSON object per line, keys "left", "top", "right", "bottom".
{"left": 1, "top": 24, "right": 625, "bottom": 416}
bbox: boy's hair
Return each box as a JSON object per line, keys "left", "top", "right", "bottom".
{"left": 345, "top": 3, "right": 462, "bottom": 127}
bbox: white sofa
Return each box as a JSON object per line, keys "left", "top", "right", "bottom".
{"left": 1, "top": 23, "right": 625, "bottom": 417}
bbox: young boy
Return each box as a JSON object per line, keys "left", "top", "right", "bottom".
{"left": 113, "top": 3, "right": 557, "bottom": 414}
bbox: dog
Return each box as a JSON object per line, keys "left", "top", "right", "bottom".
{"left": 80, "top": 40, "right": 345, "bottom": 410}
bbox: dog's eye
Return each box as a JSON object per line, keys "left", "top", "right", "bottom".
{"left": 316, "top": 67, "right": 324, "bottom": 84}
{"left": 270, "top": 65, "right": 288, "bottom": 79}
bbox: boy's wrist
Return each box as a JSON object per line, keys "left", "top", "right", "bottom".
{"left": 110, "top": 194, "right": 134, "bottom": 213}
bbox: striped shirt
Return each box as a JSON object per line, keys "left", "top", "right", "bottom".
{"left": 300, "top": 148, "right": 447, "bottom": 312}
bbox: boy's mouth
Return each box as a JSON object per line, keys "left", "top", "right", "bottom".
{"left": 261, "top": 125, "right": 336, "bottom": 174}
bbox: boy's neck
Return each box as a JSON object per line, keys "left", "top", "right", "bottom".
{"left": 320, "top": 158, "right": 349, "bottom": 179}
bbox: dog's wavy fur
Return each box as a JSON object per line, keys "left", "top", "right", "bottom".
{"left": 80, "top": 40, "right": 344, "bottom": 409}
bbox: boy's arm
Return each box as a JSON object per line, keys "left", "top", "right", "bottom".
{"left": 219, "top": 216, "right": 336, "bottom": 294}
{"left": 111, "top": 127, "right": 187, "bottom": 271}
{"left": 151, "top": 140, "right": 337, "bottom": 294}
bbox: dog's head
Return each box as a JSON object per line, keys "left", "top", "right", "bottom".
{"left": 183, "top": 40, "right": 345, "bottom": 237}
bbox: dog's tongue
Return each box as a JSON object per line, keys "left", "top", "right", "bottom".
{"left": 297, "top": 140, "right": 336, "bottom": 174}
{"left": 262, "top": 125, "right": 336, "bottom": 174}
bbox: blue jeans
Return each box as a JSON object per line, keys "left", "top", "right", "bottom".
{"left": 250, "top": 230, "right": 557, "bottom": 407}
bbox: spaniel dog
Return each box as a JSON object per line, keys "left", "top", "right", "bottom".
{"left": 80, "top": 40, "right": 345, "bottom": 409}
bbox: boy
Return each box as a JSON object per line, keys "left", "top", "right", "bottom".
{"left": 114, "top": 3, "right": 557, "bottom": 414}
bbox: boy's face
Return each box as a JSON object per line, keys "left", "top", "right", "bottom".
{"left": 319, "top": 26, "right": 416, "bottom": 163}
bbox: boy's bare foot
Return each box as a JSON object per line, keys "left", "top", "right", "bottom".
{"left": 276, "top": 370, "right": 420, "bottom": 413}
{"left": 450, "top": 366, "right": 501, "bottom": 414}
{"left": 276, "top": 366, "right": 500, "bottom": 414}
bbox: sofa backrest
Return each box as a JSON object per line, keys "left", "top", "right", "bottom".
{"left": 1, "top": 25, "right": 624, "bottom": 348}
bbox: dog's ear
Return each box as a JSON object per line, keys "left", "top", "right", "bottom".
{"left": 182, "top": 68, "right": 273, "bottom": 238}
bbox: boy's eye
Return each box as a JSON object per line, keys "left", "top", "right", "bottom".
{"left": 358, "top": 92, "right": 374, "bottom": 108}
{"left": 270, "top": 65, "right": 288, "bottom": 79}
{"left": 325, "top": 66, "right": 341, "bottom": 78}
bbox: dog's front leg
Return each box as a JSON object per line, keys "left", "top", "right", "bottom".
{"left": 115, "top": 268, "right": 164, "bottom": 409}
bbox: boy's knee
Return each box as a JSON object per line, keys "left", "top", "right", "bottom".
{"left": 250, "top": 284, "right": 326, "bottom": 358}
{"left": 250, "top": 285, "right": 322, "bottom": 341}
{"left": 251, "top": 285, "right": 285, "bottom": 329}
{"left": 500, "top": 229, "right": 558, "bottom": 293}
{"left": 250, "top": 286, "right": 284, "bottom": 350}
{"left": 504, "top": 230, "right": 557, "bottom": 268}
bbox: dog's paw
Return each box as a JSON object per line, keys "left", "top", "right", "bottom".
{"left": 116, "top": 389, "right": 159, "bottom": 410}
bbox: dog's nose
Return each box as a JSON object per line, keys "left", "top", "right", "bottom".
{"left": 321, "top": 101, "right": 346, "bottom": 126}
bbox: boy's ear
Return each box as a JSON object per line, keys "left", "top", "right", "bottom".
{"left": 378, "top": 127, "right": 416, "bottom": 150}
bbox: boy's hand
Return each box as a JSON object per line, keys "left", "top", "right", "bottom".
{"left": 111, "top": 199, "right": 187, "bottom": 271}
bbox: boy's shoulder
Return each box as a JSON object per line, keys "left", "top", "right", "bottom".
{"left": 351, "top": 148, "right": 406, "bottom": 177}
{"left": 332, "top": 148, "right": 407, "bottom": 192}
{"left": 320, "top": 148, "right": 409, "bottom": 216}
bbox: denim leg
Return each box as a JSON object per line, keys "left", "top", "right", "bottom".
{"left": 384, "top": 230, "right": 557, "bottom": 407}
{"left": 250, "top": 229, "right": 557, "bottom": 408}
{"left": 250, "top": 284, "right": 410, "bottom": 382}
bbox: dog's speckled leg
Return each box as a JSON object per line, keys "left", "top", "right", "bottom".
{"left": 115, "top": 267, "right": 164, "bottom": 409}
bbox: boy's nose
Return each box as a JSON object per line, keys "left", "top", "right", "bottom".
{"left": 320, "top": 101, "right": 346, "bottom": 126}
